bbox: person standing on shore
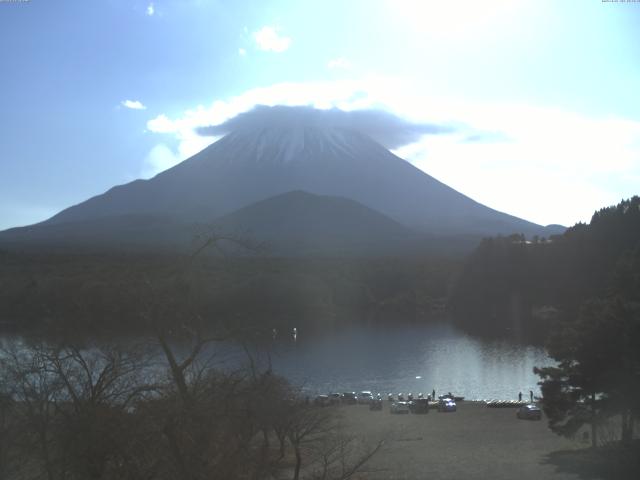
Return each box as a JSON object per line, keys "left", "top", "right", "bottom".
{"left": 518, "top": 392, "right": 522, "bottom": 401}
{"left": 529, "top": 390, "right": 534, "bottom": 402}
{"left": 432, "top": 388, "right": 436, "bottom": 399}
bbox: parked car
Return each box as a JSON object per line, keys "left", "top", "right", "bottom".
{"left": 369, "top": 397, "right": 383, "bottom": 411}
{"left": 358, "top": 391, "right": 373, "bottom": 404}
{"left": 438, "top": 398, "right": 457, "bottom": 412}
{"left": 387, "top": 393, "right": 394, "bottom": 402}
{"left": 516, "top": 404, "right": 542, "bottom": 420}
{"left": 409, "top": 398, "right": 430, "bottom": 414}
{"left": 398, "top": 393, "right": 405, "bottom": 401}
{"left": 390, "top": 401, "right": 410, "bottom": 414}
{"left": 341, "top": 392, "right": 357, "bottom": 405}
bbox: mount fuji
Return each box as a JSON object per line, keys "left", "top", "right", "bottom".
{"left": 0, "top": 106, "right": 563, "bottom": 255}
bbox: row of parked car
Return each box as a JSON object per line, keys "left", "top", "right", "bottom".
{"left": 313, "top": 391, "right": 541, "bottom": 419}
{"left": 313, "top": 391, "right": 458, "bottom": 413}
{"left": 388, "top": 392, "right": 458, "bottom": 414}
{"left": 313, "top": 390, "right": 378, "bottom": 407}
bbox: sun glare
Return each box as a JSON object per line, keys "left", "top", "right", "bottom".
{"left": 391, "top": 0, "right": 520, "bottom": 38}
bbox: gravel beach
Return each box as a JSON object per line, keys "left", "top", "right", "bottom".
{"left": 335, "top": 400, "right": 597, "bottom": 480}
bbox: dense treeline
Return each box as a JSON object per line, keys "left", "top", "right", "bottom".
{"left": 449, "top": 196, "right": 640, "bottom": 343}
{"left": 535, "top": 212, "right": 640, "bottom": 448}
{"left": 0, "top": 250, "right": 459, "bottom": 334}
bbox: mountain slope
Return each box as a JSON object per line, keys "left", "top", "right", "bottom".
{"left": 213, "top": 190, "right": 422, "bottom": 255}
{"left": 39, "top": 124, "right": 557, "bottom": 238}
{"left": 0, "top": 214, "right": 196, "bottom": 252}
{"left": 0, "top": 191, "right": 426, "bottom": 255}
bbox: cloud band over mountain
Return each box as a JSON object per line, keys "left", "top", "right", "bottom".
{"left": 196, "top": 105, "right": 453, "bottom": 149}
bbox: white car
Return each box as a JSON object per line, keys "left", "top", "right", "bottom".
{"left": 390, "top": 401, "right": 410, "bottom": 414}
{"left": 437, "top": 398, "right": 457, "bottom": 412}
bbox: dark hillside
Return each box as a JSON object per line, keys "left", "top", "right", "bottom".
{"left": 0, "top": 251, "right": 460, "bottom": 334}
{"left": 449, "top": 196, "right": 640, "bottom": 343}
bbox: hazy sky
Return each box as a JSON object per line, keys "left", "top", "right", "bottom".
{"left": 1, "top": 0, "right": 639, "bottom": 230}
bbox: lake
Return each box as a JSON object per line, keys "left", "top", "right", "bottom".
{"left": 0, "top": 322, "right": 554, "bottom": 401}
{"left": 213, "top": 322, "right": 553, "bottom": 400}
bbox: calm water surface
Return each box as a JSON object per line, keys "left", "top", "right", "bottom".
{"left": 1, "top": 322, "right": 553, "bottom": 400}
{"left": 217, "top": 322, "right": 553, "bottom": 400}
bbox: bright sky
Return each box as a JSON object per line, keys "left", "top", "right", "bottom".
{"left": 1, "top": 0, "right": 639, "bottom": 230}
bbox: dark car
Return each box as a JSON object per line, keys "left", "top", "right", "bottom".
{"left": 369, "top": 397, "right": 383, "bottom": 411}
{"left": 341, "top": 392, "right": 357, "bottom": 405}
{"left": 409, "top": 398, "right": 430, "bottom": 414}
{"left": 357, "top": 391, "right": 374, "bottom": 404}
{"left": 516, "top": 404, "right": 542, "bottom": 420}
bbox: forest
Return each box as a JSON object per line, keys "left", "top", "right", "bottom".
{"left": 2, "top": 197, "right": 639, "bottom": 347}
{"left": 0, "top": 249, "right": 458, "bottom": 336}
{"left": 449, "top": 196, "right": 640, "bottom": 343}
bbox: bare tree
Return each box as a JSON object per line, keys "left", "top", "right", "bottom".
{"left": 309, "top": 434, "right": 384, "bottom": 480}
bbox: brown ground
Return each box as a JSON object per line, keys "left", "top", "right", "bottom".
{"left": 334, "top": 401, "right": 639, "bottom": 480}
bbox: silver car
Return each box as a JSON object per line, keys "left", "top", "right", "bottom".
{"left": 516, "top": 404, "right": 542, "bottom": 420}
{"left": 390, "top": 401, "right": 410, "bottom": 414}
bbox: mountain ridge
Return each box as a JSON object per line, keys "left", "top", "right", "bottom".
{"left": 212, "top": 189, "right": 423, "bottom": 255}
{"left": 39, "top": 125, "right": 558, "bottom": 235}
{"left": 0, "top": 115, "right": 565, "bottom": 254}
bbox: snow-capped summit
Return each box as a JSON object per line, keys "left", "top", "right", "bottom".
{"left": 207, "top": 125, "right": 367, "bottom": 165}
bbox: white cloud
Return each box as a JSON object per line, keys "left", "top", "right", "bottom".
{"left": 238, "top": 48, "right": 247, "bottom": 56}
{"left": 146, "top": 3, "right": 154, "bottom": 16}
{"left": 144, "top": 78, "right": 387, "bottom": 171}
{"left": 392, "top": 102, "right": 640, "bottom": 226}
{"left": 144, "top": 79, "right": 640, "bottom": 226}
{"left": 327, "top": 57, "right": 351, "bottom": 70}
{"left": 144, "top": 106, "right": 221, "bottom": 178}
{"left": 146, "top": 114, "right": 174, "bottom": 132}
{"left": 253, "top": 26, "right": 291, "bottom": 53}
{"left": 141, "top": 144, "right": 181, "bottom": 179}
{"left": 121, "top": 99, "right": 147, "bottom": 110}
